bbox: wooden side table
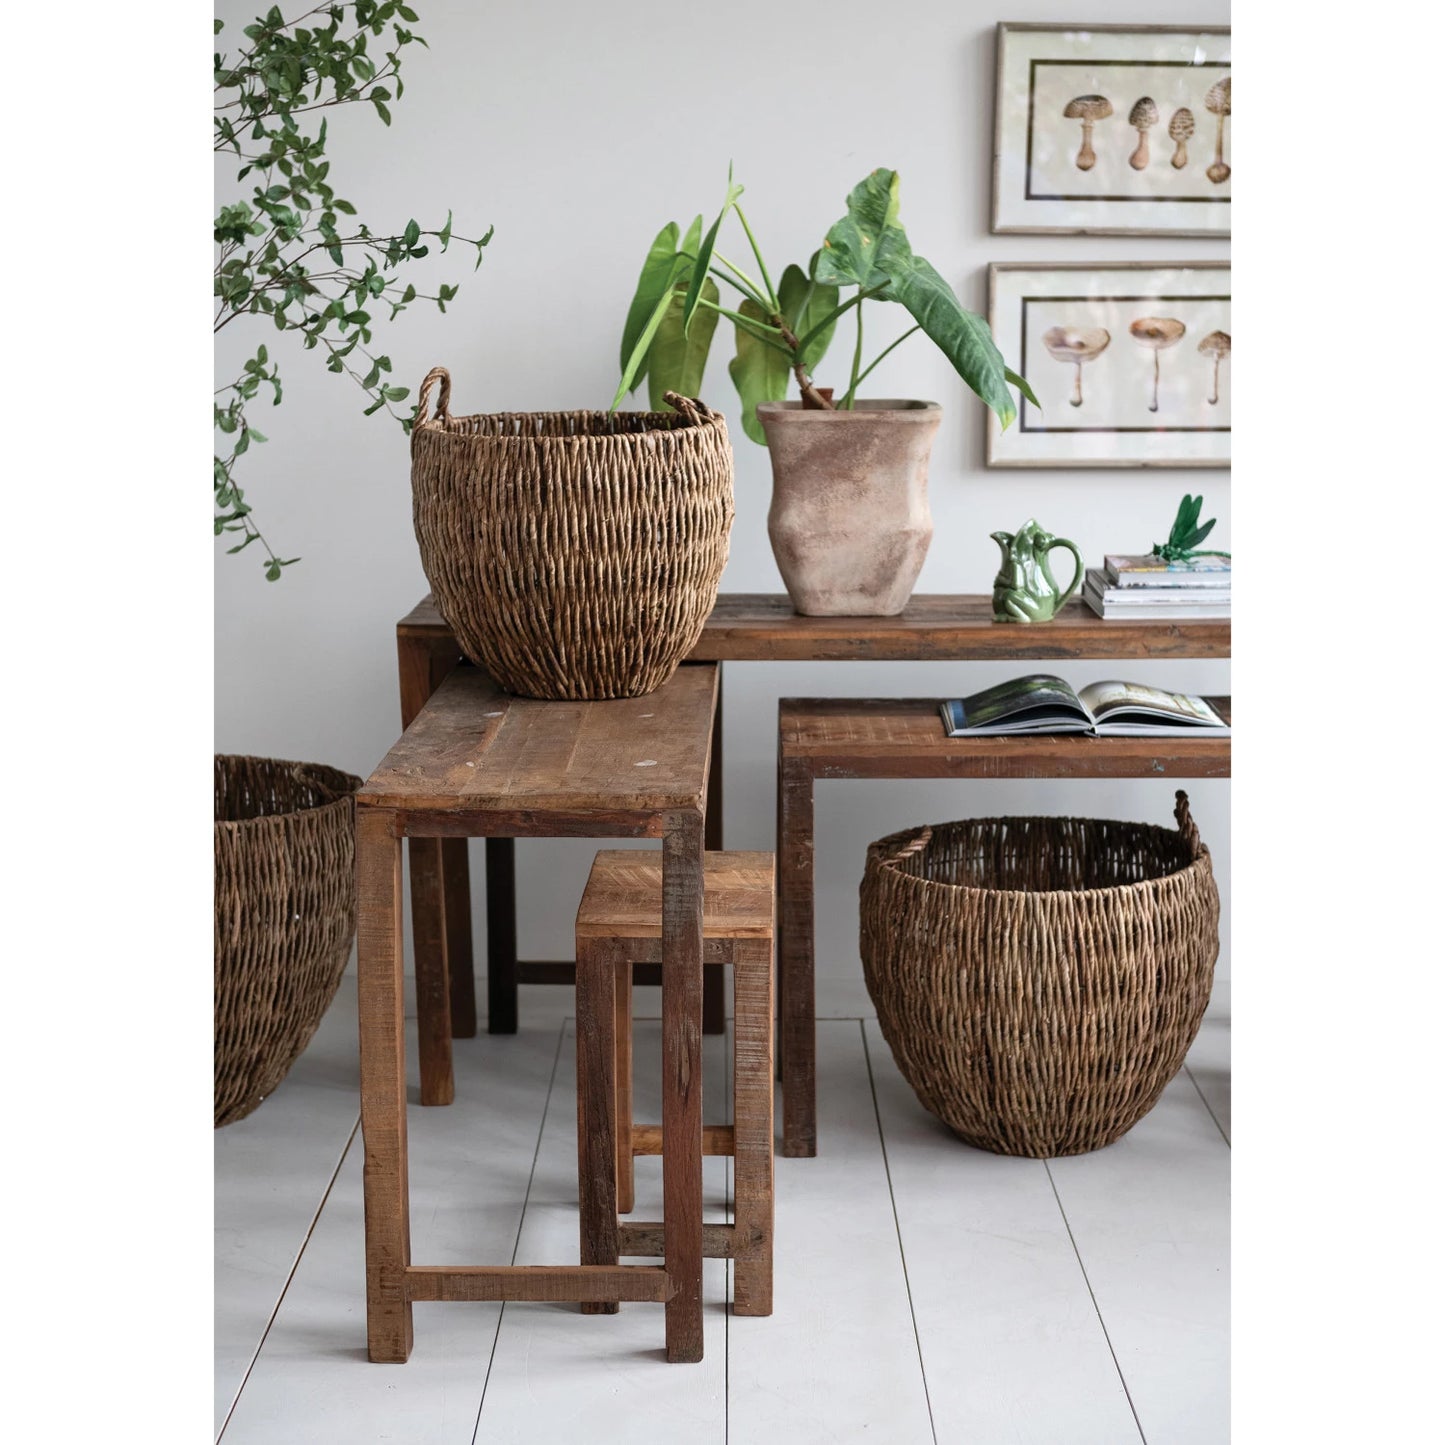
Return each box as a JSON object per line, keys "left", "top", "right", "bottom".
{"left": 399, "top": 593, "right": 1230, "bottom": 1043}
{"left": 775, "top": 697, "right": 1232, "bottom": 1158}
{"left": 355, "top": 662, "right": 718, "bottom": 1363}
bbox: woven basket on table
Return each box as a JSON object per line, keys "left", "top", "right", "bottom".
{"left": 214, "top": 755, "right": 361, "bottom": 1127}
{"left": 409, "top": 366, "right": 735, "bottom": 700}
{"left": 859, "top": 791, "right": 1219, "bottom": 1158}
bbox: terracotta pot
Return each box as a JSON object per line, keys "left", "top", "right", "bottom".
{"left": 758, "top": 400, "right": 942, "bottom": 616}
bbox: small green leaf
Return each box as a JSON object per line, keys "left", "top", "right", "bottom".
{"left": 728, "top": 297, "right": 792, "bottom": 444}
{"left": 1005, "top": 366, "right": 1041, "bottom": 409}
{"left": 682, "top": 170, "right": 744, "bottom": 338}
{"left": 612, "top": 280, "right": 682, "bottom": 411}
{"left": 648, "top": 279, "right": 720, "bottom": 412}
{"left": 619, "top": 220, "right": 681, "bottom": 392}
{"left": 779, "top": 258, "right": 839, "bottom": 370}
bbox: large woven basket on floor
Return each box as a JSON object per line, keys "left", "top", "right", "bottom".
{"left": 859, "top": 791, "right": 1219, "bottom": 1157}
{"left": 409, "top": 366, "right": 735, "bottom": 700}
{"left": 214, "top": 755, "right": 361, "bottom": 1127}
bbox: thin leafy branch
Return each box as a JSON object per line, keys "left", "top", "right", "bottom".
{"left": 214, "top": 2, "right": 492, "bottom": 578}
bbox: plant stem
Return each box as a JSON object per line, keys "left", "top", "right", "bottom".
{"left": 696, "top": 296, "right": 794, "bottom": 356}
{"left": 794, "top": 282, "right": 890, "bottom": 358}
{"left": 711, "top": 253, "right": 770, "bottom": 310}
{"left": 707, "top": 263, "right": 770, "bottom": 310}
{"left": 731, "top": 205, "right": 778, "bottom": 311}
{"left": 773, "top": 319, "right": 833, "bottom": 410}
{"left": 850, "top": 325, "right": 921, "bottom": 392}
{"left": 842, "top": 296, "right": 865, "bottom": 410}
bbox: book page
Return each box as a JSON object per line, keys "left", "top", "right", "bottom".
{"left": 1079, "top": 680, "right": 1223, "bottom": 726}
{"left": 959, "top": 674, "right": 1084, "bottom": 729}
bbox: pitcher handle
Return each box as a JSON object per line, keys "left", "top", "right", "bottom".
{"left": 1049, "top": 537, "right": 1085, "bottom": 610}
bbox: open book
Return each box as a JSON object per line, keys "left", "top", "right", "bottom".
{"left": 940, "top": 675, "right": 1229, "bottom": 737}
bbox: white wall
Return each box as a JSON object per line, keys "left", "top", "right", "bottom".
{"left": 215, "top": 0, "right": 1231, "bottom": 1007}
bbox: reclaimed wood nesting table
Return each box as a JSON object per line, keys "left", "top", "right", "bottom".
{"left": 775, "top": 696, "right": 1231, "bottom": 1157}
{"left": 355, "top": 661, "right": 718, "bottom": 1363}
{"left": 397, "top": 593, "right": 1231, "bottom": 1156}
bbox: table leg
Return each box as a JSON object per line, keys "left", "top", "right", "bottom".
{"left": 357, "top": 808, "right": 413, "bottom": 1362}
{"left": 777, "top": 753, "right": 817, "bottom": 1158}
{"left": 732, "top": 937, "right": 774, "bottom": 1316}
{"left": 577, "top": 938, "right": 621, "bottom": 1316}
{"left": 442, "top": 839, "right": 476, "bottom": 1039}
{"left": 661, "top": 810, "right": 705, "bottom": 1363}
{"left": 485, "top": 838, "right": 519, "bottom": 1034}
{"left": 702, "top": 663, "right": 726, "bottom": 1037}
{"left": 409, "top": 838, "right": 453, "bottom": 1106}
{"left": 399, "top": 631, "right": 477, "bottom": 1052}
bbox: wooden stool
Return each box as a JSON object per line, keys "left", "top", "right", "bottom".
{"left": 575, "top": 850, "right": 775, "bottom": 1318}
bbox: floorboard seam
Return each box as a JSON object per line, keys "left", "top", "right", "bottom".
{"left": 1044, "top": 1160, "right": 1149, "bottom": 1445}
{"left": 471, "top": 1019, "right": 568, "bottom": 1445}
{"left": 1183, "top": 1064, "right": 1231, "bottom": 1146}
{"left": 860, "top": 1021, "right": 939, "bottom": 1445}
{"left": 216, "top": 1113, "right": 361, "bottom": 1443}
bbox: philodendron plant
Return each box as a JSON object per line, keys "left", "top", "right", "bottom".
{"left": 613, "top": 168, "right": 1036, "bottom": 442}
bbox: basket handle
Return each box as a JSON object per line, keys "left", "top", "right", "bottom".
{"left": 416, "top": 366, "right": 453, "bottom": 427}
{"left": 886, "top": 824, "right": 933, "bottom": 867}
{"left": 1174, "top": 790, "right": 1203, "bottom": 857}
{"left": 663, "top": 391, "right": 716, "bottom": 425}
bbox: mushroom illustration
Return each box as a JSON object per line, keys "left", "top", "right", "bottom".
{"left": 1168, "top": 108, "right": 1195, "bottom": 169}
{"left": 1128, "top": 317, "right": 1187, "bottom": 413}
{"left": 1204, "top": 77, "right": 1231, "bottom": 184}
{"left": 1063, "top": 95, "right": 1113, "bottom": 171}
{"left": 1198, "top": 331, "right": 1230, "bottom": 405}
{"left": 1043, "top": 326, "right": 1111, "bottom": 407}
{"left": 1128, "top": 97, "right": 1159, "bottom": 170}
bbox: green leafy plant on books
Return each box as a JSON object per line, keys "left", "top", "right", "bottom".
{"left": 613, "top": 168, "right": 1037, "bottom": 442}
{"left": 214, "top": 3, "right": 492, "bottom": 579}
{"left": 1153, "top": 495, "right": 1232, "bottom": 564}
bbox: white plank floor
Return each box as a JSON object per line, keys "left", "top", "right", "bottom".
{"left": 215, "top": 984, "right": 1230, "bottom": 1443}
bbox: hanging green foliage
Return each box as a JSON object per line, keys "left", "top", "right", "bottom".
{"left": 214, "top": 3, "right": 492, "bottom": 579}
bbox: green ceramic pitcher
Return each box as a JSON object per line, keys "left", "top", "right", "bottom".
{"left": 990, "top": 520, "right": 1084, "bottom": 624}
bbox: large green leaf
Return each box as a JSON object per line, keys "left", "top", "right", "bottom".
{"left": 648, "top": 278, "right": 720, "bottom": 411}
{"left": 876, "top": 250, "right": 1017, "bottom": 428}
{"left": 611, "top": 278, "right": 683, "bottom": 410}
{"left": 682, "top": 173, "right": 743, "bottom": 337}
{"left": 778, "top": 257, "right": 839, "bottom": 370}
{"left": 814, "top": 169, "right": 905, "bottom": 292}
{"left": 728, "top": 297, "right": 791, "bottom": 443}
{"left": 618, "top": 221, "right": 680, "bottom": 394}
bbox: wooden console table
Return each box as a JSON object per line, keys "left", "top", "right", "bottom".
{"left": 775, "top": 697, "right": 1231, "bottom": 1157}
{"left": 397, "top": 594, "right": 1230, "bottom": 1148}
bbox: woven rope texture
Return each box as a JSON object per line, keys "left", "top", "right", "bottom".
{"left": 859, "top": 791, "right": 1219, "bottom": 1157}
{"left": 214, "top": 755, "right": 361, "bottom": 1127}
{"left": 410, "top": 367, "right": 735, "bottom": 699}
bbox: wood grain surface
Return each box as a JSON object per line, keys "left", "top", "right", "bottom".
{"left": 360, "top": 663, "right": 718, "bottom": 826}
{"left": 398, "top": 592, "right": 1230, "bottom": 662}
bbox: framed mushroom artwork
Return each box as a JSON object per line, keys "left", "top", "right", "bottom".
{"left": 986, "top": 261, "right": 1230, "bottom": 469}
{"left": 992, "top": 23, "right": 1230, "bottom": 236}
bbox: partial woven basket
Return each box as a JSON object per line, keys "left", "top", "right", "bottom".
{"left": 410, "top": 367, "right": 735, "bottom": 699}
{"left": 214, "top": 756, "right": 361, "bottom": 1127}
{"left": 860, "top": 792, "right": 1219, "bottom": 1157}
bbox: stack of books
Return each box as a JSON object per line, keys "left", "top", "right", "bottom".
{"left": 1083, "top": 553, "right": 1231, "bottom": 620}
